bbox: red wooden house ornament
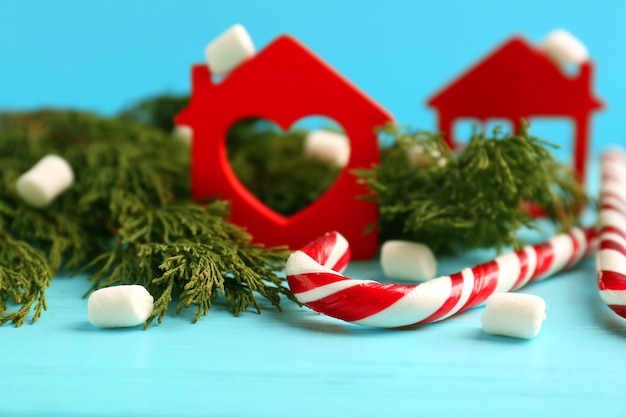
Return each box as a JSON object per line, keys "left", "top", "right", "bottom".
{"left": 176, "top": 35, "right": 392, "bottom": 259}
{"left": 427, "top": 36, "right": 603, "bottom": 181}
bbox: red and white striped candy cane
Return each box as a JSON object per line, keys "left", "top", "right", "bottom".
{"left": 596, "top": 148, "right": 626, "bottom": 318}
{"left": 286, "top": 228, "right": 597, "bottom": 328}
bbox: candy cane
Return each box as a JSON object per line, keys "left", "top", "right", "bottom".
{"left": 596, "top": 148, "right": 626, "bottom": 318}
{"left": 286, "top": 228, "right": 597, "bottom": 328}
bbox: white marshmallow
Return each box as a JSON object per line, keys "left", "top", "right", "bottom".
{"left": 380, "top": 240, "right": 437, "bottom": 282}
{"left": 88, "top": 285, "right": 154, "bottom": 328}
{"left": 304, "top": 130, "right": 351, "bottom": 167}
{"left": 406, "top": 143, "right": 447, "bottom": 167}
{"left": 205, "top": 24, "right": 255, "bottom": 76}
{"left": 16, "top": 155, "right": 74, "bottom": 208}
{"left": 173, "top": 125, "right": 193, "bottom": 147}
{"left": 406, "top": 144, "right": 426, "bottom": 166}
{"left": 481, "top": 293, "right": 546, "bottom": 339}
{"left": 540, "top": 29, "right": 589, "bottom": 66}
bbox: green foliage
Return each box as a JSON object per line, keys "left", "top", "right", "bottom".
{"left": 355, "top": 123, "right": 588, "bottom": 254}
{"left": 0, "top": 231, "right": 51, "bottom": 327}
{"left": 0, "top": 110, "right": 293, "bottom": 327}
{"left": 84, "top": 202, "right": 292, "bottom": 328}
{"left": 117, "top": 94, "right": 189, "bottom": 133}
{"left": 0, "top": 111, "right": 109, "bottom": 272}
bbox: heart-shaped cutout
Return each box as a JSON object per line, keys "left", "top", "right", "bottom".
{"left": 226, "top": 116, "right": 348, "bottom": 218}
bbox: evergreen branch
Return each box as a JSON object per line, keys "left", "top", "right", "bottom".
{"left": 0, "top": 231, "right": 51, "bottom": 326}
{"left": 117, "top": 94, "right": 189, "bottom": 133}
{"left": 83, "top": 203, "right": 293, "bottom": 328}
{"left": 0, "top": 109, "right": 296, "bottom": 327}
{"left": 355, "top": 122, "right": 588, "bottom": 254}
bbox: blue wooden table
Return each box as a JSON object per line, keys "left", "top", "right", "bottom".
{"left": 3, "top": 236, "right": 626, "bottom": 417}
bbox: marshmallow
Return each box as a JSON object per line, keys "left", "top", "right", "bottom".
{"left": 407, "top": 144, "right": 447, "bottom": 167}
{"left": 88, "top": 285, "right": 154, "bottom": 328}
{"left": 406, "top": 144, "right": 427, "bottom": 166}
{"left": 481, "top": 293, "right": 546, "bottom": 339}
{"left": 540, "top": 29, "right": 589, "bottom": 66}
{"left": 173, "top": 125, "right": 193, "bottom": 147}
{"left": 16, "top": 155, "right": 74, "bottom": 208}
{"left": 205, "top": 24, "right": 255, "bottom": 76}
{"left": 380, "top": 240, "right": 437, "bottom": 282}
{"left": 304, "top": 130, "right": 351, "bottom": 167}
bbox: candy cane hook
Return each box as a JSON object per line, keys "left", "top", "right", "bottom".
{"left": 286, "top": 228, "right": 597, "bottom": 328}
{"left": 596, "top": 148, "right": 626, "bottom": 318}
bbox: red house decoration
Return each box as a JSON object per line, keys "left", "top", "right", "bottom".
{"left": 176, "top": 35, "right": 392, "bottom": 259}
{"left": 427, "top": 36, "right": 603, "bottom": 181}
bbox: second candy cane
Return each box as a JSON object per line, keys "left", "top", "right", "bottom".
{"left": 596, "top": 148, "right": 626, "bottom": 318}
{"left": 286, "top": 228, "right": 597, "bottom": 328}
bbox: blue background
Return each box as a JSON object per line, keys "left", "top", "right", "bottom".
{"left": 2, "top": 0, "right": 624, "bottom": 153}
{"left": 2, "top": 1, "right": 626, "bottom": 416}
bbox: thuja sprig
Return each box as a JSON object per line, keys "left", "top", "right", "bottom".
{"left": 0, "top": 109, "right": 295, "bottom": 327}
{"left": 0, "top": 230, "right": 51, "bottom": 326}
{"left": 83, "top": 202, "right": 293, "bottom": 328}
{"left": 117, "top": 94, "right": 189, "bottom": 133}
{"left": 355, "top": 122, "right": 588, "bottom": 254}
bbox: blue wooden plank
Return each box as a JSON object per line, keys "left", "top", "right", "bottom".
{"left": 2, "top": 255, "right": 626, "bottom": 416}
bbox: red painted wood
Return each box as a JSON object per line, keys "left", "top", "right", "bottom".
{"left": 176, "top": 35, "right": 392, "bottom": 259}
{"left": 427, "top": 36, "right": 603, "bottom": 182}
